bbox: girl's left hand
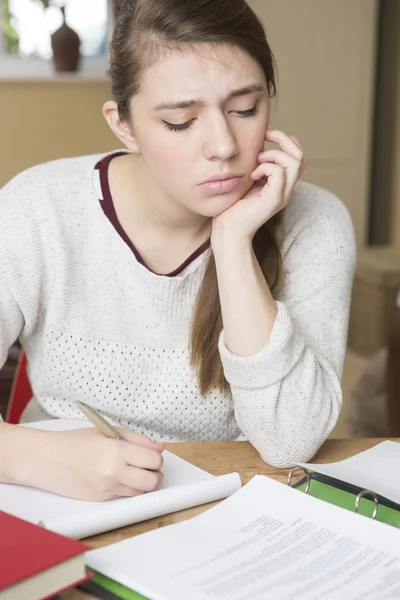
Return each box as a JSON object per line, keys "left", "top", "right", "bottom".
{"left": 212, "top": 129, "right": 307, "bottom": 240}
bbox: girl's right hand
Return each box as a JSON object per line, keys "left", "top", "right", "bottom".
{"left": 3, "top": 423, "right": 165, "bottom": 501}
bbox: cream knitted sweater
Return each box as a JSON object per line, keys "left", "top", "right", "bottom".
{"left": 0, "top": 153, "right": 356, "bottom": 467}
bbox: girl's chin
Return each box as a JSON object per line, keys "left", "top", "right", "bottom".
{"left": 196, "top": 197, "right": 240, "bottom": 218}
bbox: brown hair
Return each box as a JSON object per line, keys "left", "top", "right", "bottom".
{"left": 110, "top": 0, "right": 283, "bottom": 395}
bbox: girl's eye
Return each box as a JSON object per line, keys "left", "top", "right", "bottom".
{"left": 235, "top": 103, "right": 260, "bottom": 117}
{"left": 162, "top": 102, "right": 259, "bottom": 132}
{"left": 162, "top": 119, "right": 194, "bottom": 132}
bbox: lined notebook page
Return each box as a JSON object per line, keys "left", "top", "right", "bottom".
{"left": 0, "top": 419, "right": 241, "bottom": 539}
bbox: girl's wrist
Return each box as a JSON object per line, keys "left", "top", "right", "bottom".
{"left": 0, "top": 422, "right": 22, "bottom": 484}
{"left": 0, "top": 422, "right": 56, "bottom": 487}
{"left": 211, "top": 225, "right": 253, "bottom": 255}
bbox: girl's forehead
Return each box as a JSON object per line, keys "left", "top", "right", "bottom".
{"left": 139, "top": 45, "right": 264, "bottom": 94}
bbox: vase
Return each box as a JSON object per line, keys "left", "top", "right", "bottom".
{"left": 51, "top": 6, "right": 81, "bottom": 73}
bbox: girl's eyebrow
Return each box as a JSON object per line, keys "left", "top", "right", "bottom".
{"left": 151, "top": 83, "right": 265, "bottom": 111}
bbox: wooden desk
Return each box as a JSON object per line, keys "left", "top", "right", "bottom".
{"left": 63, "top": 438, "right": 384, "bottom": 600}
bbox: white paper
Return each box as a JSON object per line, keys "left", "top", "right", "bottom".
{"left": 86, "top": 475, "right": 400, "bottom": 600}
{"left": 0, "top": 419, "right": 241, "bottom": 538}
{"left": 298, "top": 440, "right": 400, "bottom": 504}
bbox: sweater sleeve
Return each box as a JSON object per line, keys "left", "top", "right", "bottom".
{"left": 0, "top": 281, "right": 23, "bottom": 371}
{"left": 218, "top": 190, "right": 356, "bottom": 468}
{"left": 0, "top": 166, "right": 52, "bottom": 371}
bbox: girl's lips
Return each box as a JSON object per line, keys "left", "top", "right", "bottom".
{"left": 199, "top": 176, "right": 243, "bottom": 195}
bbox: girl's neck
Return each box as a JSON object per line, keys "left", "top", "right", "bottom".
{"left": 107, "top": 153, "right": 211, "bottom": 274}
{"left": 110, "top": 153, "right": 211, "bottom": 240}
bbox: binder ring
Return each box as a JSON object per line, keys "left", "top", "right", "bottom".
{"left": 288, "top": 466, "right": 311, "bottom": 494}
{"left": 354, "top": 489, "right": 379, "bottom": 519}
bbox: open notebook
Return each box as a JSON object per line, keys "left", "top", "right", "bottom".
{"left": 0, "top": 419, "right": 241, "bottom": 539}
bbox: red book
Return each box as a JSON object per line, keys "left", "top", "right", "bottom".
{"left": 0, "top": 510, "right": 91, "bottom": 600}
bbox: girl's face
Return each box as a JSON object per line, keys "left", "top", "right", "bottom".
{"left": 129, "top": 43, "right": 270, "bottom": 218}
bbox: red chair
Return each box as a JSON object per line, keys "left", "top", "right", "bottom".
{"left": 5, "top": 351, "right": 32, "bottom": 424}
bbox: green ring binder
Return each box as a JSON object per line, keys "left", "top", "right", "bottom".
{"left": 354, "top": 489, "right": 378, "bottom": 519}
{"left": 287, "top": 466, "right": 311, "bottom": 494}
{"left": 287, "top": 467, "right": 400, "bottom": 526}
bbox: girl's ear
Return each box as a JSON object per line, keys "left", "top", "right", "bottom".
{"left": 103, "top": 101, "right": 139, "bottom": 153}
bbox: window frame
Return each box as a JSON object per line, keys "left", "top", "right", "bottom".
{"left": 0, "top": 0, "right": 113, "bottom": 80}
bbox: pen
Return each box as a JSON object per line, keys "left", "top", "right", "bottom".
{"left": 76, "top": 400, "right": 125, "bottom": 441}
